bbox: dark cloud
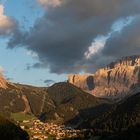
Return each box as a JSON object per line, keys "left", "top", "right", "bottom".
{"left": 44, "top": 79, "right": 54, "bottom": 83}
{"left": 82, "top": 16, "right": 140, "bottom": 71}
{"left": 103, "top": 17, "right": 140, "bottom": 57}
{"left": 8, "top": 0, "right": 140, "bottom": 73}
{"left": 95, "top": 16, "right": 140, "bottom": 67}
{"left": 44, "top": 79, "right": 55, "bottom": 86}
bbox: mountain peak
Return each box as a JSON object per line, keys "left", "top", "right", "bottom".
{"left": 0, "top": 74, "right": 8, "bottom": 89}
{"left": 105, "top": 55, "right": 140, "bottom": 70}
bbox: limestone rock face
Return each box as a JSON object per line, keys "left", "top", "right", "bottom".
{"left": 68, "top": 74, "right": 95, "bottom": 92}
{"left": 68, "top": 55, "right": 140, "bottom": 99}
{"left": 0, "top": 74, "right": 8, "bottom": 89}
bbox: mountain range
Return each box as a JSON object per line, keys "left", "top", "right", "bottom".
{"left": 0, "top": 55, "right": 140, "bottom": 139}
{"left": 68, "top": 55, "right": 140, "bottom": 99}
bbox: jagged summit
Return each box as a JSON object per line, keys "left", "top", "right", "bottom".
{"left": 105, "top": 55, "right": 140, "bottom": 70}
{"left": 0, "top": 74, "right": 8, "bottom": 89}
{"left": 68, "top": 55, "right": 140, "bottom": 99}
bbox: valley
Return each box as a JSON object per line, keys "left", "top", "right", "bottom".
{"left": 0, "top": 56, "right": 140, "bottom": 139}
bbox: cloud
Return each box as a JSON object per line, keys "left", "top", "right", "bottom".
{"left": 0, "top": 5, "right": 16, "bottom": 35}
{"left": 8, "top": 0, "right": 140, "bottom": 73}
{"left": 26, "top": 50, "right": 38, "bottom": 59}
{"left": 102, "top": 16, "right": 140, "bottom": 60}
{"left": 38, "top": 0, "right": 62, "bottom": 7}
{"left": 44, "top": 79, "right": 55, "bottom": 86}
{"left": 83, "top": 16, "right": 140, "bottom": 71}
{"left": 84, "top": 36, "right": 107, "bottom": 59}
{"left": 0, "top": 66, "right": 4, "bottom": 74}
{"left": 6, "top": 77, "right": 13, "bottom": 81}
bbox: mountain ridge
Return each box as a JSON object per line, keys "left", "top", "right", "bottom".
{"left": 0, "top": 81, "right": 109, "bottom": 125}
{"left": 0, "top": 60, "right": 140, "bottom": 139}
{"left": 68, "top": 55, "right": 140, "bottom": 99}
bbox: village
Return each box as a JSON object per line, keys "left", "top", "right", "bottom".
{"left": 19, "top": 118, "right": 85, "bottom": 140}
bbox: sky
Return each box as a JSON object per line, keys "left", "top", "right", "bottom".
{"left": 0, "top": 0, "right": 66, "bottom": 86}
{"left": 0, "top": 0, "right": 140, "bottom": 86}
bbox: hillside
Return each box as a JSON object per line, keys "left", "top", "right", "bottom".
{"left": 75, "top": 92, "right": 140, "bottom": 139}
{"left": 91, "top": 92, "right": 140, "bottom": 132}
{"left": 0, "top": 80, "right": 109, "bottom": 125}
{"left": 68, "top": 55, "right": 140, "bottom": 99}
{"left": 0, "top": 115, "right": 29, "bottom": 140}
{"left": 40, "top": 82, "right": 109, "bottom": 124}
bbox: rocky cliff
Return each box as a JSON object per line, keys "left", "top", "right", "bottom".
{"left": 68, "top": 55, "right": 140, "bottom": 99}
{"left": 0, "top": 74, "right": 8, "bottom": 89}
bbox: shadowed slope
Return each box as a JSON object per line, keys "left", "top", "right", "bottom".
{"left": 39, "top": 82, "right": 109, "bottom": 124}
{"left": 0, "top": 115, "right": 29, "bottom": 140}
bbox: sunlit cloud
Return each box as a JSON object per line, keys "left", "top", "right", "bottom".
{"left": 0, "top": 4, "right": 16, "bottom": 35}
{"left": 85, "top": 37, "right": 107, "bottom": 59}
{"left": 38, "top": 0, "right": 62, "bottom": 7}
{"left": 0, "top": 66, "right": 4, "bottom": 74}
